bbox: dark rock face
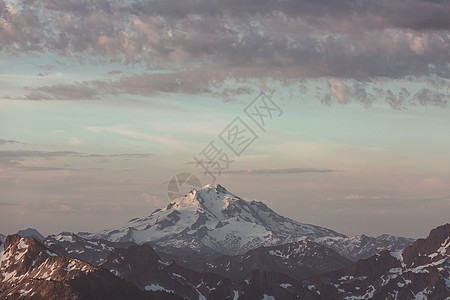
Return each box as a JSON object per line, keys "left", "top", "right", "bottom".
{"left": 160, "top": 240, "right": 352, "bottom": 281}
{"left": 303, "top": 223, "right": 450, "bottom": 299}
{"left": 0, "top": 235, "right": 179, "bottom": 300}
{"left": 100, "top": 243, "right": 236, "bottom": 299}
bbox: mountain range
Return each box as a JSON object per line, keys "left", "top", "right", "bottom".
{"left": 1, "top": 223, "right": 448, "bottom": 299}
{"left": 1, "top": 184, "right": 447, "bottom": 299}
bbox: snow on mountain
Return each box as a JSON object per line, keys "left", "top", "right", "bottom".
{"left": 316, "top": 233, "right": 415, "bottom": 261}
{"left": 83, "top": 184, "right": 345, "bottom": 255}
{"left": 44, "top": 232, "right": 133, "bottom": 266}
{"left": 163, "top": 239, "right": 352, "bottom": 281}
{"left": 303, "top": 223, "right": 450, "bottom": 299}
{"left": 16, "top": 228, "right": 45, "bottom": 242}
{"left": 101, "top": 243, "right": 237, "bottom": 299}
{"left": 82, "top": 184, "right": 413, "bottom": 258}
{"left": 0, "top": 234, "right": 95, "bottom": 294}
{"left": 0, "top": 234, "right": 179, "bottom": 299}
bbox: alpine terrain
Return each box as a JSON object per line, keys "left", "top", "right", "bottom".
{"left": 82, "top": 184, "right": 414, "bottom": 260}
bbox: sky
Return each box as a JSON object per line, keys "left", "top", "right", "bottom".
{"left": 0, "top": 0, "right": 449, "bottom": 239}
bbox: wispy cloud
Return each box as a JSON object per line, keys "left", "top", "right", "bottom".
{"left": 0, "top": 149, "right": 153, "bottom": 171}
{"left": 86, "top": 126, "right": 185, "bottom": 149}
{"left": 0, "top": 139, "right": 19, "bottom": 145}
{"left": 223, "top": 167, "right": 335, "bottom": 175}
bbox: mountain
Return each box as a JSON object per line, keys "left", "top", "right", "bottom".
{"left": 82, "top": 184, "right": 413, "bottom": 259}
{"left": 159, "top": 239, "right": 352, "bottom": 281}
{"left": 45, "top": 232, "right": 352, "bottom": 284}
{"left": 303, "top": 223, "right": 450, "bottom": 299}
{"left": 316, "top": 233, "right": 415, "bottom": 261}
{"left": 16, "top": 228, "right": 45, "bottom": 241}
{"left": 82, "top": 184, "right": 346, "bottom": 255}
{"left": 44, "top": 232, "right": 133, "bottom": 266}
{"left": 1, "top": 223, "right": 447, "bottom": 299}
{"left": 0, "top": 234, "right": 180, "bottom": 299}
{"left": 100, "top": 243, "right": 238, "bottom": 299}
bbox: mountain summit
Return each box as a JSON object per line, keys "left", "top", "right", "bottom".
{"left": 84, "top": 184, "right": 344, "bottom": 255}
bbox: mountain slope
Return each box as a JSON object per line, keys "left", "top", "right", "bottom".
{"left": 303, "top": 223, "right": 450, "bottom": 299}
{"left": 44, "top": 232, "right": 133, "bottom": 266}
{"left": 316, "top": 233, "right": 415, "bottom": 261}
{"left": 0, "top": 235, "right": 180, "bottom": 300}
{"left": 160, "top": 239, "right": 352, "bottom": 281}
{"left": 83, "top": 184, "right": 414, "bottom": 258}
{"left": 100, "top": 243, "right": 237, "bottom": 299}
{"left": 83, "top": 184, "right": 345, "bottom": 255}
{"left": 16, "top": 228, "right": 45, "bottom": 242}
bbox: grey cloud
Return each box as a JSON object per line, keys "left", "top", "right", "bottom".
{"left": 21, "top": 71, "right": 449, "bottom": 109}
{"left": 0, "top": 150, "right": 78, "bottom": 168}
{"left": 24, "top": 83, "right": 100, "bottom": 100}
{"left": 85, "top": 153, "right": 153, "bottom": 158}
{"left": 0, "top": 150, "right": 152, "bottom": 160}
{"left": 320, "top": 80, "right": 449, "bottom": 110}
{"left": 223, "top": 168, "right": 335, "bottom": 175}
{"left": 0, "top": 139, "right": 18, "bottom": 145}
{"left": 0, "top": 150, "right": 79, "bottom": 160}
{"left": 22, "top": 69, "right": 229, "bottom": 100}
{"left": 107, "top": 70, "right": 122, "bottom": 75}
{"left": 38, "top": 64, "right": 55, "bottom": 71}
{"left": 0, "top": 150, "right": 153, "bottom": 170}
{"left": 0, "top": 0, "right": 448, "bottom": 80}
{"left": 130, "top": 0, "right": 450, "bottom": 31}
{"left": 413, "top": 88, "right": 448, "bottom": 108}
{"left": 2, "top": 0, "right": 449, "bottom": 107}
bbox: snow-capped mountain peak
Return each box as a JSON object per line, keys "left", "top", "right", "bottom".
{"left": 79, "top": 184, "right": 413, "bottom": 258}
{"left": 83, "top": 184, "right": 344, "bottom": 255}
{"left": 166, "top": 184, "right": 237, "bottom": 213}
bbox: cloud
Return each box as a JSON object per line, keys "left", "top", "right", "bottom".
{"left": 0, "top": 139, "right": 18, "bottom": 145}
{"left": 140, "top": 193, "right": 165, "bottom": 207}
{"left": 1, "top": 0, "right": 448, "bottom": 80}
{"left": 0, "top": 150, "right": 79, "bottom": 161}
{"left": 1, "top": 0, "right": 448, "bottom": 106}
{"left": 19, "top": 68, "right": 226, "bottom": 100}
{"left": 86, "top": 125, "right": 185, "bottom": 149}
{"left": 24, "top": 82, "right": 100, "bottom": 100}
{"left": 0, "top": 149, "right": 153, "bottom": 171}
{"left": 38, "top": 64, "right": 55, "bottom": 71}
{"left": 328, "top": 78, "right": 348, "bottom": 104}
{"left": 223, "top": 167, "right": 335, "bottom": 175}
{"left": 107, "top": 69, "right": 122, "bottom": 75}
{"left": 321, "top": 81, "right": 448, "bottom": 110}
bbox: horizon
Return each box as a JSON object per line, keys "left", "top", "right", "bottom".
{"left": 0, "top": 182, "right": 447, "bottom": 240}
{"left": 1, "top": 0, "right": 449, "bottom": 240}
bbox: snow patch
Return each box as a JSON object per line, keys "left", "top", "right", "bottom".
{"left": 17, "top": 239, "right": 28, "bottom": 250}
{"left": 46, "top": 250, "right": 59, "bottom": 257}
{"left": 144, "top": 284, "right": 174, "bottom": 293}
{"left": 232, "top": 290, "right": 239, "bottom": 300}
